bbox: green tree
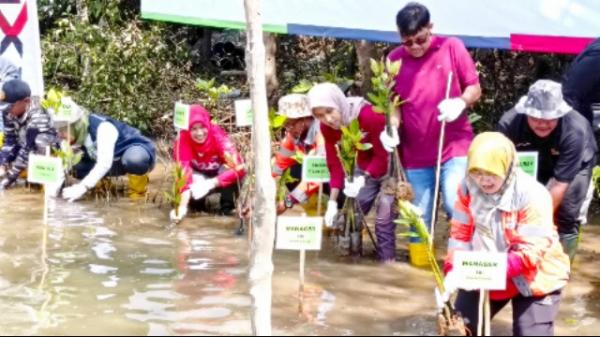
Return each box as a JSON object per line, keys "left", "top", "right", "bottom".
{"left": 42, "top": 0, "right": 196, "bottom": 135}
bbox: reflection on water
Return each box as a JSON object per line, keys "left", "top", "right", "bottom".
{"left": 1, "top": 188, "right": 600, "bottom": 335}
{"left": 0, "top": 189, "right": 252, "bottom": 336}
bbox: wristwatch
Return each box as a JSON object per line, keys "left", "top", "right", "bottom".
{"left": 284, "top": 195, "right": 294, "bottom": 209}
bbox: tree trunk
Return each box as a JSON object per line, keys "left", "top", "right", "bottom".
{"left": 355, "top": 40, "right": 378, "bottom": 96}
{"left": 193, "top": 28, "right": 213, "bottom": 65}
{"left": 244, "top": 0, "right": 276, "bottom": 336}
{"left": 77, "top": 0, "right": 91, "bottom": 80}
{"left": 76, "top": 0, "right": 89, "bottom": 23}
{"left": 264, "top": 33, "right": 279, "bottom": 100}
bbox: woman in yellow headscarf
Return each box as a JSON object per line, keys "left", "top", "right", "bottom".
{"left": 440, "top": 132, "right": 569, "bottom": 336}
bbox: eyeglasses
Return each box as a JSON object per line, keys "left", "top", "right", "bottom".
{"left": 401, "top": 32, "right": 430, "bottom": 47}
{"left": 468, "top": 170, "right": 501, "bottom": 182}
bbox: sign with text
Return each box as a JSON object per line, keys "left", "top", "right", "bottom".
{"left": 517, "top": 151, "right": 538, "bottom": 178}
{"left": 234, "top": 99, "right": 253, "bottom": 127}
{"left": 173, "top": 102, "right": 190, "bottom": 130}
{"left": 276, "top": 216, "right": 323, "bottom": 251}
{"left": 27, "top": 154, "right": 62, "bottom": 185}
{"left": 453, "top": 251, "right": 507, "bottom": 291}
{"left": 302, "top": 156, "right": 330, "bottom": 183}
{"left": 0, "top": 0, "right": 44, "bottom": 96}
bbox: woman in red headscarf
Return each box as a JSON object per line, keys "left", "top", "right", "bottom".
{"left": 170, "top": 105, "right": 245, "bottom": 222}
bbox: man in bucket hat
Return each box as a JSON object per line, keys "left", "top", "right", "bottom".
{"left": 272, "top": 93, "right": 326, "bottom": 215}
{"left": 498, "top": 79, "right": 597, "bottom": 261}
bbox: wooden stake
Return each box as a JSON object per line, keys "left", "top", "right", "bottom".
{"left": 430, "top": 72, "right": 453, "bottom": 246}
{"left": 298, "top": 213, "right": 307, "bottom": 314}
{"left": 316, "top": 183, "right": 323, "bottom": 216}
{"left": 477, "top": 289, "right": 492, "bottom": 336}
{"left": 43, "top": 146, "right": 50, "bottom": 225}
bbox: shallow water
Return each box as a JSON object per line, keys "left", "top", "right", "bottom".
{"left": 0, "top": 187, "right": 599, "bottom": 336}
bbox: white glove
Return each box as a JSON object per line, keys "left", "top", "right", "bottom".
{"left": 62, "top": 183, "right": 88, "bottom": 202}
{"left": 343, "top": 175, "right": 366, "bottom": 198}
{"left": 438, "top": 98, "right": 466, "bottom": 123}
{"left": 434, "top": 287, "right": 446, "bottom": 312}
{"left": 439, "top": 270, "right": 477, "bottom": 305}
{"left": 170, "top": 204, "right": 188, "bottom": 223}
{"left": 46, "top": 177, "right": 65, "bottom": 198}
{"left": 190, "top": 177, "right": 217, "bottom": 200}
{"left": 324, "top": 200, "right": 338, "bottom": 228}
{"left": 379, "top": 129, "right": 400, "bottom": 153}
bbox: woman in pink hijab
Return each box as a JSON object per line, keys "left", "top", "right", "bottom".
{"left": 308, "top": 83, "right": 396, "bottom": 262}
{"left": 170, "top": 105, "right": 245, "bottom": 222}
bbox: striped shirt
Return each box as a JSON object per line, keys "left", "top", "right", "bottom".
{"left": 0, "top": 101, "right": 57, "bottom": 184}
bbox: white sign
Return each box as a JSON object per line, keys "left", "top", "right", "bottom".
{"left": 174, "top": 102, "right": 191, "bottom": 130}
{"left": 0, "top": 1, "right": 44, "bottom": 96}
{"left": 276, "top": 216, "right": 323, "bottom": 251}
{"left": 234, "top": 99, "right": 253, "bottom": 127}
{"left": 27, "top": 154, "right": 62, "bottom": 185}
{"left": 453, "top": 251, "right": 507, "bottom": 291}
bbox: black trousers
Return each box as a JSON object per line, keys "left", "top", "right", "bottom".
{"left": 454, "top": 290, "right": 561, "bottom": 336}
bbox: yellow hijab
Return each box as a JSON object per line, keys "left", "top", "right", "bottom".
{"left": 467, "top": 132, "right": 516, "bottom": 179}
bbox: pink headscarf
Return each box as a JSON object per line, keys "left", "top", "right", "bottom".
{"left": 176, "top": 105, "right": 220, "bottom": 159}
{"left": 307, "top": 82, "right": 366, "bottom": 126}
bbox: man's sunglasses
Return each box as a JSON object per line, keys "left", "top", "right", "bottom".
{"left": 401, "top": 33, "right": 430, "bottom": 47}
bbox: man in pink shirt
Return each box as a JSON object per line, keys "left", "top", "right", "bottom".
{"left": 381, "top": 2, "right": 482, "bottom": 237}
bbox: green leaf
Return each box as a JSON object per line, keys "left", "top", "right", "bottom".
{"left": 272, "top": 115, "right": 287, "bottom": 128}
{"left": 355, "top": 142, "right": 373, "bottom": 151}
{"left": 291, "top": 152, "right": 305, "bottom": 164}
{"left": 389, "top": 60, "right": 402, "bottom": 77}
{"left": 469, "top": 112, "right": 482, "bottom": 124}
{"left": 372, "top": 106, "right": 385, "bottom": 114}
{"left": 394, "top": 219, "right": 412, "bottom": 226}
{"left": 291, "top": 80, "right": 314, "bottom": 94}
{"left": 369, "top": 58, "right": 380, "bottom": 75}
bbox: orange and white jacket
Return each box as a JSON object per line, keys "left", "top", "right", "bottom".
{"left": 445, "top": 170, "right": 570, "bottom": 300}
{"left": 272, "top": 120, "right": 325, "bottom": 203}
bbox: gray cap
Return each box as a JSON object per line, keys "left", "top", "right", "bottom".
{"left": 515, "top": 80, "right": 572, "bottom": 119}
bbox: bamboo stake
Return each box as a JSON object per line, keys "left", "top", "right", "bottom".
{"left": 430, "top": 72, "right": 454, "bottom": 246}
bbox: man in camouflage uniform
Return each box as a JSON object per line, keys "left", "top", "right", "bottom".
{"left": 0, "top": 79, "right": 57, "bottom": 189}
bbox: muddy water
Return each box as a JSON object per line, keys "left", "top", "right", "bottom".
{"left": 0, "top": 187, "right": 599, "bottom": 336}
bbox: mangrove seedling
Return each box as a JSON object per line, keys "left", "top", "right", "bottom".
{"left": 276, "top": 168, "right": 299, "bottom": 204}
{"left": 269, "top": 107, "right": 287, "bottom": 140}
{"left": 368, "top": 58, "right": 414, "bottom": 201}
{"left": 592, "top": 165, "right": 600, "bottom": 198}
{"left": 164, "top": 163, "right": 188, "bottom": 219}
{"left": 291, "top": 79, "right": 314, "bottom": 94}
{"left": 396, "top": 200, "right": 467, "bottom": 336}
{"left": 41, "top": 88, "right": 64, "bottom": 112}
{"left": 53, "top": 140, "right": 83, "bottom": 188}
{"left": 54, "top": 140, "right": 83, "bottom": 172}
{"left": 334, "top": 119, "right": 372, "bottom": 256}
{"left": 195, "top": 78, "right": 234, "bottom": 110}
